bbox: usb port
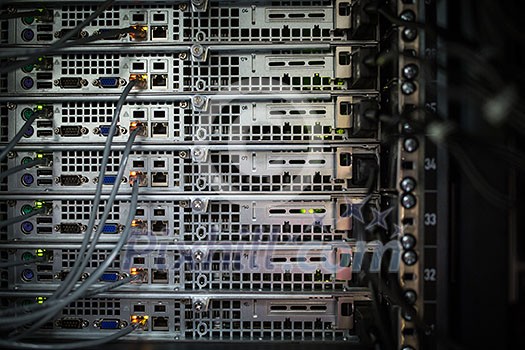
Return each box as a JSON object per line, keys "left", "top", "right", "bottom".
{"left": 37, "top": 227, "right": 52, "bottom": 234}
{"left": 133, "top": 160, "right": 145, "bottom": 168}
{"left": 37, "top": 169, "right": 52, "bottom": 176}
{"left": 133, "top": 257, "right": 145, "bottom": 265}
{"left": 37, "top": 24, "right": 53, "bottom": 32}
{"left": 37, "top": 178, "right": 53, "bottom": 185}
{"left": 36, "top": 72, "right": 52, "bottom": 80}
{"left": 37, "top": 120, "right": 53, "bottom": 128}
{"left": 36, "top": 264, "right": 53, "bottom": 272}
{"left": 37, "top": 274, "right": 53, "bottom": 281}
{"left": 37, "top": 217, "right": 53, "bottom": 224}
{"left": 36, "top": 82, "right": 53, "bottom": 89}
{"left": 37, "top": 130, "right": 53, "bottom": 137}
{"left": 36, "top": 34, "right": 53, "bottom": 41}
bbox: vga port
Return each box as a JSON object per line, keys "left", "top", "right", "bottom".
{"left": 97, "top": 29, "right": 125, "bottom": 40}
{"left": 56, "top": 318, "right": 86, "bottom": 329}
{"left": 102, "top": 175, "right": 118, "bottom": 185}
{"left": 58, "top": 175, "right": 86, "bottom": 186}
{"left": 56, "top": 125, "right": 86, "bottom": 137}
{"left": 94, "top": 125, "right": 123, "bottom": 137}
{"left": 100, "top": 272, "right": 120, "bottom": 282}
{"left": 56, "top": 77, "right": 86, "bottom": 89}
{"left": 57, "top": 223, "right": 84, "bottom": 234}
{"left": 96, "top": 77, "right": 125, "bottom": 88}
{"left": 101, "top": 223, "right": 120, "bottom": 234}
{"left": 98, "top": 319, "right": 123, "bottom": 329}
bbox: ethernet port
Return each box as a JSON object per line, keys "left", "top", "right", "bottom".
{"left": 151, "top": 122, "right": 168, "bottom": 137}
{"left": 152, "top": 221, "right": 168, "bottom": 235}
{"left": 152, "top": 316, "right": 169, "bottom": 331}
{"left": 151, "top": 26, "right": 167, "bottom": 39}
{"left": 151, "top": 74, "right": 167, "bottom": 88}
{"left": 152, "top": 172, "right": 168, "bottom": 187}
{"left": 151, "top": 270, "right": 168, "bottom": 284}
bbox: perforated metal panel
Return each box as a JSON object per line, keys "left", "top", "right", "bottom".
{"left": 6, "top": 147, "right": 378, "bottom": 193}
{"left": 6, "top": 1, "right": 357, "bottom": 45}
{"left": 0, "top": 0, "right": 389, "bottom": 346}
{"left": 7, "top": 96, "right": 379, "bottom": 144}
{"left": 6, "top": 46, "right": 377, "bottom": 94}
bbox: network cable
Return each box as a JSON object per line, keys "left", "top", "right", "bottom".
{"left": 0, "top": 0, "right": 115, "bottom": 74}
{"left": 7, "top": 124, "right": 144, "bottom": 334}
{"left": 0, "top": 26, "right": 142, "bottom": 60}
{"left": 0, "top": 324, "right": 137, "bottom": 350}
{"left": 0, "top": 257, "right": 45, "bottom": 269}
{"left": 0, "top": 9, "right": 51, "bottom": 20}
{"left": 0, "top": 180, "right": 139, "bottom": 330}
{"left": 55, "top": 125, "right": 143, "bottom": 300}
{"left": 84, "top": 274, "right": 142, "bottom": 298}
{"left": 0, "top": 81, "right": 140, "bottom": 326}
{"left": 0, "top": 158, "right": 47, "bottom": 180}
{"left": 51, "top": 79, "right": 136, "bottom": 301}
{"left": 0, "top": 270, "right": 141, "bottom": 317}
{"left": 0, "top": 207, "right": 46, "bottom": 228}
{"left": 0, "top": 111, "right": 41, "bottom": 161}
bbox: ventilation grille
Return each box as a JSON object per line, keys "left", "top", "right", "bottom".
{"left": 62, "top": 200, "right": 121, "bottom": 221}
{"left": 182, "top": 203, "right": 240, "bottom": 241}
{"left": 184, "top": 105, "right": 346, "bottom": 141}
{"left": 183, "top": 299, "right": 344, "bottom": 340}
{"left": 62, "top": 102, "right": 114, "bottom": 123}
{"left": 61, "top": 54, "right": 120, "bottom": 75}
{"left": 62, "top": 298, "right": 121, "bottom": 316}
{"left": 182, "top": 204, "right": 340, "bottom": 242}
{"left": 0, "top": 248, "right": 7, "bottom": 288}
{"left": 0, "top": 105, "right": 7, "bottom": 142}
{"left": 182, "top": 150, "right": 339, "bottom": 192}
{"left": 61, "top": 249, "right": 121, "bottom": 269}
{"left": 0, "top": 73, "right": 6, "bottom": 93}
{"left": 270, "top": 0, "right": 333, "bottom": 4}
{"left": 181, "top": 2, "right": 340, "bottom": 42}
{"left": 182, "top": 252, "right": 346, "bottom": 291}
{"left": 181, "top": 55, "right": 239, "bottom": 92}
{"left": 0, "top": 20, "right": 7, "bottom": 44}
{"left": 0, "top": 159, "right": 7, "bottom": 193}
{"left": 181, "top": 53, "right": 343, "bottom": 92}
{"left": 182, "top": 153, "right": 239, "bottom": 191}
{"left": 61, "top": 6, "right": 121, "bottom": 27}
{"left": 61, "top": 151, "right": 121, "bottom": 172}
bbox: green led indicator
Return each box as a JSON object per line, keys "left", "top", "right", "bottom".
{"left": 300, "top": 209, "right": 307, "bottom": 214}
{"left": 336, "top": 129, "right": 345, "bottom": 135}
{"left": 36, "top": 296, "right": 46, "bottom": 304}
{"left": 22, "top": 252, "right": 35, "bottom": 261}
{"left": 21, "top": 205, "right": 33, "bottom": 215}
{"left": 35, "top": 249, "right": 46, "bottom": 257}
{"left": 21, "top": 108, "right": 34, "bottom": 121}
{"left": 34, "top": 201, "right": 44, "bottom": 209}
